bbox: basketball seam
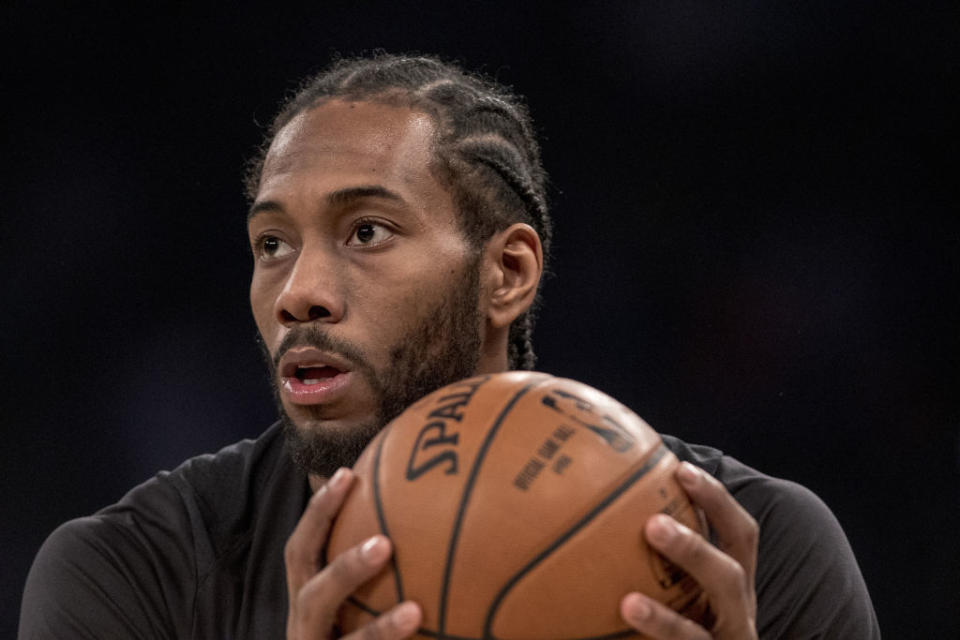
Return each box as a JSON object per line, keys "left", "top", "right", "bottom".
{"left": 437, "top": 379, "right": 546, "bottom": 639}
{"left": 372, "top": 429, "right": 405, "bottom": 603}
{"left": 482, "top": 444, "right": 670, "bottom": 640}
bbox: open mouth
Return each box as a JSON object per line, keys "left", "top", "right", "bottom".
{"left": 277, "top": 347, "right": 355, "bottom": 405}
{"left": 294, "top": 365, "right": 342, "bottom": 385}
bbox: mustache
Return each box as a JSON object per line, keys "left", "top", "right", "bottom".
{"left": 270, "top": 325, "right": 370, "bottom": 373}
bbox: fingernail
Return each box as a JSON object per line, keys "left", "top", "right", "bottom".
{"left": 648, "top": 515, "right": 677, "bottom": 544}
{"left": 677, "top": 461, "right": 701, "bottom": 484}
{"left": 329, "top": 468, "right": 349, "bottom": 490}
{"left": 361, "top": 535, "right": 388, "bottom": 562}
{"left": 626, "top": 593, "right": 652, "bottom": 621}
{"left": 393, "top": 601, "right": 419, "bottom": 628}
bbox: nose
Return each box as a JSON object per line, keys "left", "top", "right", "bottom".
{"left": 273, "top": 247, "right": 345, "bottom": 326}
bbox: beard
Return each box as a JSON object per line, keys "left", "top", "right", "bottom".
{"left": 258, "top": 255, "right": 483, "bottom": 478}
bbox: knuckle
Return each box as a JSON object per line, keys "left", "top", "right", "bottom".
{"left": 284, "top": 539, "right": 300, "bottom": 567}
{"left": 294, "top": 586, "right": 309, "bottom": 612}
{"left": 742, "top": 514, "right": 760, "bottom": 546}
{"left": 718, "top": 555, "right": 748, "bottom": 593}
{"left": 677, "top": 528, "right": 705, "bottom": 563}
{"left": 698, "top": 469, "right": 724, "bottom": 494}
{"left": 294, "top": 579, "right": 320, "bottom": 612}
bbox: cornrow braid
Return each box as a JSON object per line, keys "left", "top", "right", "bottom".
{"left": 245, "top": 53, "right": 552, "bottom": 370}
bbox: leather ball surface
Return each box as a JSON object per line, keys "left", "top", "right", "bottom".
{"left": 327, "top": 371, "right": 708, "bottom": 639}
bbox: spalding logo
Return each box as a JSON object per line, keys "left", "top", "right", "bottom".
{"left": 405, "top": 376, "right": 489, "bottom": 481}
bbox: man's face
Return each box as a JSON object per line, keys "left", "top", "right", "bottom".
{"left": 248, "top": 99, "right": 484, "bottom": 478}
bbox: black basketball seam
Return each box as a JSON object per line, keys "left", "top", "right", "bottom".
{"left": 482, "top": 444, "right": 670, "bottom": 640}
{"left": 346, "top": 594, "right": 379, "bottom": 615}
{"left": 349, "top": 377, "right": 655, "bottom": 640}
{"left": 437, "top": 379, "right": 545, "bottom": 639}
{"left": 372, "top": 429, "right": 405, "bottom": 603}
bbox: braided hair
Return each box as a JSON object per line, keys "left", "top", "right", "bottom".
{"left": 245, "top": 53, "right": 552, "bottom": 370}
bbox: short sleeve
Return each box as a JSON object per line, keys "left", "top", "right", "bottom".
{"left": 662, "top": 436, "right": 880, "bottom": 639}
{"left": 740, "top": 477, "right": 881, "bottom": 639}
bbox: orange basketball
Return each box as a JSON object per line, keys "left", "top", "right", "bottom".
{"left": 327, "top": 371, "right": 708, "bottom": 639}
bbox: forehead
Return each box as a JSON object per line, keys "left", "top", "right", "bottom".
{"left": 260, "top": 99, "right": 441, "bottom": 194}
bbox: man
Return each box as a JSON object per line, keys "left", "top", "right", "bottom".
{"left": 19, "top": 54, "right": 879, "bottom": 639}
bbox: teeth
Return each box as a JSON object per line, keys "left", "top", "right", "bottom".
{"left": 303, "top": 379, "right": 321, "bottom": 385}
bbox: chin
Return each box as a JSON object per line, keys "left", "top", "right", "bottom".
{"left": 279, "top": 403, "right": 385, "bottom": 477}
{"left": 286, "top": 407, "right": 375, "bottom": 435}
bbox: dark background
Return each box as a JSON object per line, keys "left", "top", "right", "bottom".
{"left": 3, "top": 2, "right": 958, "bottom": 637}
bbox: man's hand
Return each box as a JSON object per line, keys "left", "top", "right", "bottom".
{"left": 285, "top": 468, "right": 423, "bottom": 640}
{"left": 621, "top": 462, "right": 759, "bottom": 639}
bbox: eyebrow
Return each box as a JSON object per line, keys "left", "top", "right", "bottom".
{"left": 247, "top": 185, "right": 405, "bottom": 222}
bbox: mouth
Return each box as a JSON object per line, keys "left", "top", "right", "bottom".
{"left": 291, "top": 365, "right": 341, "bottom": 384}
{"left": 278, "top": 347, "right": 355, "bottom": 406}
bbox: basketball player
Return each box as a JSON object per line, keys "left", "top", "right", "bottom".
{"left": 20, "top": 54, "right": 880, "bottom": 639}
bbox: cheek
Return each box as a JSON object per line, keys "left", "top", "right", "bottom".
{"left": 249, "top": 271, "right": 279, "bottom": 340}
{"left": 362, "top": 260, "right": 463, "bottom": 332}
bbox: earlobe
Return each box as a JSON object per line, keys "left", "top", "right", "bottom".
{"left": 486, "top": 223, "right": 543, "bottom": 329}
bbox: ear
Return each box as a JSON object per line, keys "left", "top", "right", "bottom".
{"left": 483, "top": 223, "right": 543, "bottom": 329}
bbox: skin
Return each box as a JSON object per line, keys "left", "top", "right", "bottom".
{"left": 250, "top": 101, "right": 485, "bottom": 442}
{"left": 621, "top": 462, "right": 759, "bottom": 639}
{"left": 249, "top": 99, "right": 758, "bottom": 640}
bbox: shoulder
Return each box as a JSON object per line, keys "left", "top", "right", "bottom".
{"left": 100, "top": 421, "right": 295, "bottom": 555}
{"left": 19, "top": 423, "right": 300, "bottom": 639}
{"left": 661, "top": 434, "right": 881, "bottom": 639}
{"left": 662, "top": 433, "right": 842, "bottom": 528}
{"left": 20, "top": 492, "right": 199, "bottom": 639}
{"left": 159, "top": 420, "right": 290, "bottom": 501}
{"left": 153, "top": 422, "right": 292, "bottom": 543}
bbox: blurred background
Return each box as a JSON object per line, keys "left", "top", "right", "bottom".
{"left": 3, "top": 2, "right": 957, "bottom": 637}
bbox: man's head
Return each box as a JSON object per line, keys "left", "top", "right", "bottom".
{"left": 245, "top": 54, "right": 551, "bottom": 478}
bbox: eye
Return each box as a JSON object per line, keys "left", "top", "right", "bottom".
{"left": 347, "top": 220, "right": 395, "bottom": 247}
{"left": 255, "top": 235, "right": 295, "bottom": 261}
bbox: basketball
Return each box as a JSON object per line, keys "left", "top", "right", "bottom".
{"left": 327, "top": 371, "right": 709, "bottom": 639}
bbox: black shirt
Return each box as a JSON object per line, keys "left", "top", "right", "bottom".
{"left": 19, "top": 422, "right": 880, "bottom": 639}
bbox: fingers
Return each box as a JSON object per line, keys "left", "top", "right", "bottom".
{"left": 290, "top": 534, "right": 395, "bottom": 639}
{"left": 621, "top": 592, "right": 711, "bottom": 640}
{"left": 285, "top": 467, "right": 417, "bottom": 640}
{"left": 341, "top": 601, "right": 422, "bottom": 640}
{"left": 676, "top": 462, "right": 759, "bottom": 585}
{"left": 645, "top": 514, "right": 752, "bottom": 633}
{"left": 634, "top": 462, "right": 759, "bottom": 639}
{"left": 285, "top": 467, "right": 354, "bottom": 596}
